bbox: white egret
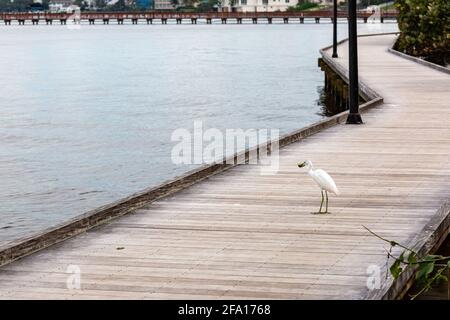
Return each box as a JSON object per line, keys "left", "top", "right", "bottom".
{"left": 297, "top": 160, "right": 340, "bottom": 214}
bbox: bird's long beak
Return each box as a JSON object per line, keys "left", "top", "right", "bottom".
{"left": 297, "top": 162, "right": 305, "bottom": 168}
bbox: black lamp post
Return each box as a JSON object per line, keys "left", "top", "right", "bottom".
{"left": 346, "top": 0, "right": 363, "bottom": 124}
{"left": 332, "top": 0, "right": 338, "bottom": 58}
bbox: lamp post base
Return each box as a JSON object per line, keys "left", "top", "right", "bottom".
{"left": 332, "top": 52, "right": 338, "bottom": 58}
{"left": 346, "top": 113, "right": 363, "bottom": 124}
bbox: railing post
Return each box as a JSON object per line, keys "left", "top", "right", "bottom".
{"left": 332, "top": 0, "right": 338, "bottom": 58}
{"left": 346, "top": 0, "right": 363, "bottom": 124}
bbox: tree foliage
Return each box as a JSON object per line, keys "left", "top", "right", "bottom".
{"left": 366, "top": 226, "right": 450, "bottom": 299}
{"left": 196, "top": 0, "right": 218, "bottom": 12}
{"left": 96, "top": 0, "right": 108, "bottom": 10}
{"left": 0, "top": 0, "right": 33, "bottom": 12}
{"left": 358, "top": 0, "right": 392, "bottom": 7}
{"left": 395, "top": 0, "right": 450, "bottom": 65}
{"left": 286, "top": 1, "right": 319, "bottom": 12}
{"left": 175, "top": 0, "right": 219, "bottom": 12}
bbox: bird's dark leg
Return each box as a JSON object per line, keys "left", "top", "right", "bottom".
{"left": 319, "top": 190, "right": 324, "bottom": 213}
{"left": 325, "top": 191, "right": 329, "bottom": 213}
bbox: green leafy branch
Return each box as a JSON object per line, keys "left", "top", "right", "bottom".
{"left": 364, "top": 226, "right": 450, "bottom": 300}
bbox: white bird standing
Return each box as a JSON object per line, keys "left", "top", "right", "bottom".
{"left": 297, "top": 160, "right": 340, "bottom": 214}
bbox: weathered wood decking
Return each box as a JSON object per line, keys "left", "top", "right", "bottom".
{"left": 1, "top": 34, "right": 449, "bottom": 299}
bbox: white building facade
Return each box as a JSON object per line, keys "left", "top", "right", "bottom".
{"left": 222, "top": 0, "right": 299, "bottom": 12}
{"left": 220, "top": 0, "right": 343, "bottom": 12}
{"left": 154, "top": 0, "right": 175, "bottom": 9}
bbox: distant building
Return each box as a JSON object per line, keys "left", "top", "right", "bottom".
{"left": 49, "top": 0, "right": 74, "bottom": 6}
{"left": 221, "top": 0, "right": 299, "bottom": 12}
{"left": 154, "top": 0, "right": 174, "bottom": 10}
{"left": 220, "top": 0, "right": 344, "bottom": 12}
{"left": 48, "top": 0, "right": 74, "bottom": 11}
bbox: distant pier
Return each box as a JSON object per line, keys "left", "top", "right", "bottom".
{"left": 0, "top": 10, "right": 398, "bottom": 25}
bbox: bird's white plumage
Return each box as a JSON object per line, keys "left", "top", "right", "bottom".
{"left": 298, "top": 160, "right": 339, "bottom": 213}
{"left": 300, "top": 160, "right": 340, "bottom": 195}
{"left": 308, "top": 169, "right": 340, "bottom": 195}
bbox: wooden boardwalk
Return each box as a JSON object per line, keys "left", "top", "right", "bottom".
{"left": 1, "top": 34, "right": 450, "bottom": 299}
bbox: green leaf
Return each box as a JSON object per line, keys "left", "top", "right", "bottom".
{"left": 390, "top": 261, "right": 403, "bottom": 279}
{"left": 435, "top": 274, "right": 448, "bottom": 285}
{"left": 416, "top": 261, "right": 435, "bottom": 282}
{"left": 408, "top": 252, "right": 417, "bottom": 265}
{"left": 427, "top": 254, "right": 443, "bottom": 260}
{"left": 390, "top": 253, "right": 405, "bottom": 279}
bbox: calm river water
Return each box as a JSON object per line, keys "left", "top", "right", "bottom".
{"left": 0, "top": 22, "right": 398, "bottom": 245}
